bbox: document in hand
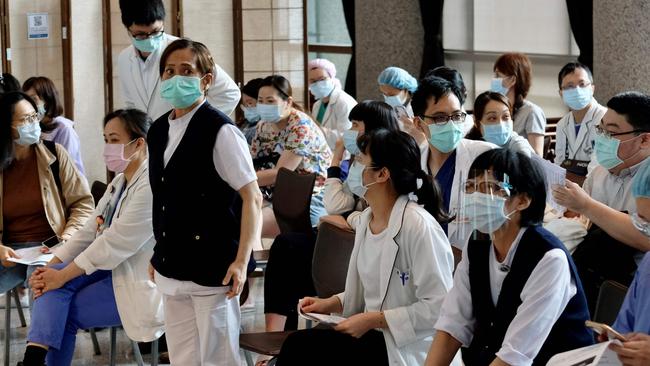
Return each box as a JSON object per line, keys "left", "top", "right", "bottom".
{"left": 546, "top": 340, "right": 622, "bottom": 366}
{"left": 297, "top": 302, "right": 347, "bottom": 327}
{"left": 7, "top": 246, "right": 54, "bottom": 266}
{"left": 531, "top": 154, "right": 567, "bottom": 215}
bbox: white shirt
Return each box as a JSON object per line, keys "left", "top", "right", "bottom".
{"left": 583, "top": 161, "right": 646, "bottom": 213}
{"left": 514, "top": 100, "right": 546, "bottom": 138}
{"left": 164, "top": 101, "right": 257, "bottom": 191}
{"left": 357, "top": 223, "right": 391, "bottom": 312}
{"left": 435, "top": 227, "right": 577, "bottom": 366}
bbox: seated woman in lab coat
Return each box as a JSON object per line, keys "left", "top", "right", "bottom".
{"left": 275, "top": 129, "right": 458, "bottom": 366}
{"left": 20, "top": 109, "right": 164, "bottom": 366}
{"left": 465, "top": 91, "right": 535, "bottom": 157}
{"left": 425, "top": 148, "right": 593, "bottom": 366}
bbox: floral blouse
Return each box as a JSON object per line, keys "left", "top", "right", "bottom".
{"left": 251, "top": 109, "right": 332, "bottom": 195}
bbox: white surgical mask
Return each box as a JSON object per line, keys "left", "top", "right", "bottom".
{"left": 347, "top": 161, "right": 378, "bottom": 198}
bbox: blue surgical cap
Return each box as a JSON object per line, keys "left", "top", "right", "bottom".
{"left": 377, "top": 67, "right": 418, "bottom": 93}
{"left": 632, "top": 159, "right": 650, "bottom": 198}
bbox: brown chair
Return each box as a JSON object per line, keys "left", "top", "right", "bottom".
{"left": 239, "top": 222, "right": 356, "bottom": 366}
{"left": 593, "top": 280, "right": 629, "bottom": 326}
{"left": 544, "top": 117, "right": 560, "bottom": 162}
{"left": 272, "top": 168, "right": 316, "bottom": 235}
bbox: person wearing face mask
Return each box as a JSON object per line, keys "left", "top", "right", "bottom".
{"left": 425, "top": 148, "right": 593, "bottom": 366}
{"left": 425, "top": 66, "right": 475, "bottom": 136}
{"left": 117, "top": 0, "right": 240, "bottom": 120}
{"left": 274, "top": 129, "right": 457, "bottom": 366}
{"left": 251, "top": 75, "right": 332, "bottom": 238}
{"left": 23, "top": 76, "right": 85, "bottom": 175}
{"left": 17, "top": 109, "right": 163, "bottom": 366}
{"left": 554, "top": 62, "right": 607, "bottom": 179}
{"left": 146, "top": 39, "right": 263, "bottom": 366}
{"left": 491, "top": 53, "right": 546, "bottom": 156}
{"left": 238, "top": 78, "right": 264, "bottom": 145}
{"left": 0, "top": 92, "right": 93, "bottom": 305}
{"left": 308, "top": 58, "right": 357, "bottom": 151}
{"left": 552, "top": 91, "right": 650, "bottom": 312}
{"left": 412, "top": 76, "right": 496, "bottom": 247}
{"left": 466, "top": 91, "right": 535, "bottom": 157}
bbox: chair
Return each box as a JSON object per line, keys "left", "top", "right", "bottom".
{"left": 4, "top": 287, "right": 27, "bottom": 366}
{"left": 239, "top": 222, "right": 356, "bottom": 366}
{"left": 91, "top": 181, "right": 108, "bottom": 206}
{"left": 101, "top": 326, "right": 159, "bottom": 366}
{"left": 544, "top": 117, "right": 560, "bottom": 162}
{"left": 272, "top": 168, "right": 316, "bottom": 235}
{"left": 593, "top": 280, "right": 629, "bottom": 326}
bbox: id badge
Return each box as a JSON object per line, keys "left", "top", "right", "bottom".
{"left": 560, "top": 158, "right": 589, "bottom": 177}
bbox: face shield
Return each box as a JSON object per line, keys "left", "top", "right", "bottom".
{"left": 458, "top": 170, "right": 513, "bottom": 236}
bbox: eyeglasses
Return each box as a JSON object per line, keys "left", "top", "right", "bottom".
{"left": 129, "top": 28, "right": 164, "bottom": 40}
{"left": 463, "top": 179, "right": 512, "bottom": 197}
{"left": 560, "top": 82, "right": 592, "bottom": 91}
{"left": 595, "top": 124, "right": 649, "bottom": 138}
{"left": 13, "top": 112, "right": 39, "bottom": 125}
{"left": 422, "top": 112, "right": 467, "bottom": 125}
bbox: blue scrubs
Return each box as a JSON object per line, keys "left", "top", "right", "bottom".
{"left": 613, "top": 252, "right": 650, "bottom": 334}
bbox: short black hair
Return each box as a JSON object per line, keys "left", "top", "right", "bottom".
{"left": 0, "top": 73, "right": 21, "bottom": 95}
{"left": 557, "top": 62, "right": 593, "bottom": 88}
{"left": 468, "top": 148, "right": 547, "bottom": 227}
{"left": 411, "top": 76, "right": 459, "bottom": 117}
{"left": 104, "top": 109, "right": 152, "bottom": 140}
{"left": 607, "top": 91, "right": 650, "bottom": 131}
{"left": 119, "top": 0, "right": 165, "bottom": 28}
{"left": 357, "top": 129, "right": 448, "bottom": 222}
{"left": 348, "top": 100, "right": 400, "bottom": 134}
{"left": 425, "top": 66, "right": 468, "bottom": 105}
{"left": 241, "top": 78, "right": 264, "bottom": 100}
{"left": 0, "top": 92, "right": 38, "bottom": 170}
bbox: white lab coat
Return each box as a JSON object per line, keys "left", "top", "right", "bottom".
{"left": 117, "top": 33, "right": 241, "bottom": 120}
{"left": 311, "top": 87, "right": 356, "bottom": 150}
{"left": 54, "top": 162, "right": 164, "bottom": 342}
{"left": 336, "top": 196, "right": 460, "bottom": 366}
{"left": 421, "top": 139, "right": 497, "bottom": 249}
{"left": 554, "top": 101, "right": 607, "bottom": 172}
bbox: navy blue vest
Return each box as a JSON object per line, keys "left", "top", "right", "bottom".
{"left": 463, "top": 225, "right": 593, "bottom": 366}
{"left": 148, "top": 102, "right": 244, "bottom": 287}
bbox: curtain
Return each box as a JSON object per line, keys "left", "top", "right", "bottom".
{"left": 342, "top": 0, "right": 356, "bottom": 98}
{"left": 419, "top": 0, "right": 445, "bottom": 78}
{"left": 566, "top": 0, "right": 593, "bottom": 71}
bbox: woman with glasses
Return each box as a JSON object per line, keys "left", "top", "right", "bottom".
{"left": 466, "top": 91, "right": 535, "bottom": 157}
{"left": 491, "top": 53, "right": 546, "bottom": 156}
{"left": 0, "top": 92, "right": 93, "bottom": 298}
{"left": 275, "top": 129, "right": 457, "bottom": 366}
{"left": 425, "top": 148, "right": 593, "bottom": 366}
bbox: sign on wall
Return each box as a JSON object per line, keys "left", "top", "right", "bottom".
{"left": 27, "top": 13, "right": 49, "bottom": 40}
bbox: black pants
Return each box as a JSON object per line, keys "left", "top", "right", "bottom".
{"left": 264, "top": 232, "right": 317, "bottom": 330}
{"left": 275, "top": 328, "right": 388, "bottom": 366}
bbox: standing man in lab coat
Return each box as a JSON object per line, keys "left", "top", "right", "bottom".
{"left": 117, "top": 0, "right": 240, "bottom": 120}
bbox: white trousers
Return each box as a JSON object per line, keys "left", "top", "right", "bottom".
{"left": 155, "top": 271, "right": 241, "bottom": 366}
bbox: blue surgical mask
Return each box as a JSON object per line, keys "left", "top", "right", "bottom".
{"left": 257, "top": 103, "right": 284, "bottom": 123}
{"left": 482, "top": 120, "right": 513, "bottom": 146}
{"left": 37, "top": 103, "right": 46, "bottom": 119}
{"left": 427, "top": 121, "right": 464, "bottom": 153}
{"left": 594, "top": 133, "right": 623, "bottom": 170}
{"left": 383, "top": 93, "right": 406, "bottom": 108}
{"left": 563, "top": 86, "right": 593, "bottom": 111}
{"left": 490, "top": 78, "right": 509, "bottom": 96}
{"left": 631, "top": 212, "right": 650, "bottom": 238}
{"left": 241, "top": 106, "right": 261, "bottom": 123}
{"left": 15, "top": 121, "right": 41, "bottom": 146}
{"left": 462, "top": 191, "right": 513, "bottom": 234}
{"left": 309, "top": 79, "right": 335, "bottom": 100}
{"left": 131, "top": 33, "right": 165, "bottom": 53}
{"left": 347, "top": 161, "right": 377, "bottom": 198}
{"left": 160, "top": 75, "right": 204, "bottom": 109}
{"left": 343, "top": 130, "right": 360, "bottom": 155}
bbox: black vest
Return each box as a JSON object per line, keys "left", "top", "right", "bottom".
{"left": 148, "top": 103, "right": 244, "bottom": 287}
{"left": 463, "top": 225, "right": 594, "bottom": 366}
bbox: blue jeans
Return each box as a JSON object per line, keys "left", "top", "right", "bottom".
{"left": 309, "top": 193, "right": 327, "bottom": 227}
{"left": 27, "top": 264, "right": 121, "bottom": 366}
{"left": 0, "top": 242, "right": 42, "bottom": 294}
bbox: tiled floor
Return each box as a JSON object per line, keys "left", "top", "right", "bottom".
{"left": 0, "top": 278, "right": 268, "bottom": 365}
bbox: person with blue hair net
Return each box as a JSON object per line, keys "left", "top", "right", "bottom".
{"left": 377, "top": 66, "right": 418, "bottom": 119}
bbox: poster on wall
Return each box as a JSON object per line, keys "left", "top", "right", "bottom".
{"left": 27, "top": 13, "right": 49, "bottom": 40}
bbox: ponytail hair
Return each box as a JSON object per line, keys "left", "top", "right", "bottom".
{"left": 260, "top": 75, "right": 304, "bottom": 112}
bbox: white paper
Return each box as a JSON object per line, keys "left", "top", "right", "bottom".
{"left": 532, "top": 154, "right": 567, "bottom": 215}
{"left": 297, "top": 301, "right": 346, "bottom": 327}
{"left": 27, "top": 13, "right": 49, "bottom": 40}
{"left": 546, "top": 341, "right": 622, "bottom": 366}
{"left": 7, "top": 246, "right": 53, "bottom": 266}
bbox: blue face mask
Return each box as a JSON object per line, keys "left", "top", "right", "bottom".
{"left": 241, "top": 106, "right": 261, "bottom": 123}
{"left": 562, "top": 86, "right": 593, "bottom": 111}
{"left": 427, "top": 121, "right": 464, "bottom": 153}
{"left": 309, "top": 79, "right": 335, "bottom": 100}
{"left": 15, "top": 121, "right": 41, "bottom": 146}
{"left": 463, "top": 191, "right": 513, "bottom": 234}
{"left": 131, "top": 33, "right": 165, "bottom": 53}
{"left": 490, "top": 78, "right": 509, "bottom": 96}
{"left": 257, "top": 103, "right": 285, "bottom": 123}
{"left": 482, "top": 120, "right": 513, "bottom": 146}
{"left": 594, "top": 133, "right": 624, "bottom": 170}
{"left": 346, "top": 161, "right": 377, "bottom": 198}
{"left": 343, "top": 129, "right": 360, "bottom": 155}
{"left": 383, "top": 93, "right": 406, "bottom": 108}
{"left": 160, "top": 75, "right": 204, "bottom": 109}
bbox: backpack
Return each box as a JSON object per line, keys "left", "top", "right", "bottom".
{"left": 42, "top": 140, "right": 63, "bottom": 197}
